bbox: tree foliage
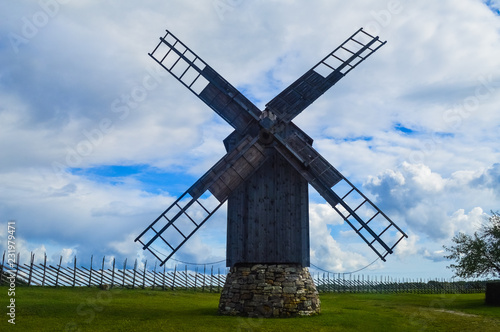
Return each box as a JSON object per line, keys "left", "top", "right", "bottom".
{"left": 443, "top": 212, "right": 500, "bottom": 278}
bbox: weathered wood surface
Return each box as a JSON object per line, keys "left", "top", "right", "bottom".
{"left": 226, "top": 147, "right": 310, "bottom": 267}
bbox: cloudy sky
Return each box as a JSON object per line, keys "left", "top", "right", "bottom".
{"left": 1, "top": 0, "right": 499, "bottom": 279}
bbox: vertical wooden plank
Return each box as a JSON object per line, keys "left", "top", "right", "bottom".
{"left": 194, "top": 266, "right": 198, "bottom": 289}
{"left": 55, "top": 256, "right": 62, "bottom": 287}
{"left": 162, "top": 264, "right": 166, "bottom": 291}
{"left": 42, "top": 253, "right": 47, "bottom": 287}
{"left": 0, "top": 251, "right": 5, "bottom": 285}
{"left": 210, "top": 266, "right": 213, "bottom": 293}
{"left": 28, "top": 252, "right": 34, "bottom": 286}
{"left": 73, "top": 256, "right": 77, "bottom": 287}
{"left": 202, "top": 265, "right": 206, "bottom": 292}
{"left": 122, "top": 259, "right": 127, "bottom": 288}
{"left": 217, "top": 267, "right": 221, "bottom": 292}
{"left": 132, "top": 259, "right": 137, "bottom": 289}
{"left": 280, "top": 152, "right": 292, "bottom": 262}
{"left": 111, "top": 258, "right": 116, "bottom": 289}
{"left": 100, "top": 256, "right": 105, "bottom": 287}
{"left": 171, "top": 264, "right": 176, "bottom": 290}
{"left": 142, "top": 260, "right": 147, "bottom": 289}
{"left": 14, "top": 253, "right": 20, "bottom": 286}
{"left": 152, "top": 261, "right": 157, "bottom": 290}
{"left": 265, "top": 152, "right": 276, "bottom": 262}
{"left": 89, "top": 255, "right": 93, "bottom": 287}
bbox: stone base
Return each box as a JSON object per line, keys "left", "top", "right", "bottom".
{"left": 218, "top": 263, "right": 320, "bottom": 318}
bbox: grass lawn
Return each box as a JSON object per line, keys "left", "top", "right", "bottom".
{"left": 1, "top": 286, "right": 499, "bottom": 331}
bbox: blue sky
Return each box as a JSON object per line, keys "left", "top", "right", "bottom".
{"left": 1, "top": 0, "right": 500, "bottom": 279}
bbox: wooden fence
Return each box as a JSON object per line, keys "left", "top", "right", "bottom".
{"left": 0, "top": 252, "right": 489, "bottom": 294}
{"left": 313, "top": 273, "right": 487, "bottom": 294}
{"left": 0, "top": 252, "right": 227, "bottom": 291}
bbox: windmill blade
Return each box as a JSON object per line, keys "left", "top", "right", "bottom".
{"left": 135, "top": 135, "right": 267, "bottom": 266}
{"left": 265, "top": 28, "right": 386, "bottom": 123}
{"left": 274, "top": 133, "right": 407, "bottom": 261}
{"left": 150, "top": 30, "right": 262, "bottom": 133}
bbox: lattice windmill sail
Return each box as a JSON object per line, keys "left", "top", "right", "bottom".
{"left": 135, "top": 28, "right": 407, "bottom": 270}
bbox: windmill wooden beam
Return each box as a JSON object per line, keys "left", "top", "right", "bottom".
{"left": 135, "top": 27, "right": 407, "bottom": 317}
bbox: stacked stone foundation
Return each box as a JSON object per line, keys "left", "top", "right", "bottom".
{"left": 218, "top": 263, "right": 320, "bottom": 317}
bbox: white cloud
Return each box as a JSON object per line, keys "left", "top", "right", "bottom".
{"left": 449, "top": 207, "right": 485, "bottom": 235}
{"left": 365, "top": 162, "right": 492, "bottom": 241}
{"left": 422, "top": 249, "right": 448, "bottom": 263}
{"left": 309, "top": 203, "right": 379, "bottom": 273}
{"left": 470, "top": 163, "right": 500, "bottom": 197}
{"left": 57, "top": 248, "right": 77, "bottom": 266}
{"left": 394, "top": 232, "right": 419, "bottom": 257}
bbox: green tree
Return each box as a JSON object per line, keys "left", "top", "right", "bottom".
{"left": 443, "top": 212, "right": 500, "bottom": 278}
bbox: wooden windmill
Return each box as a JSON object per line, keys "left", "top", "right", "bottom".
{"left": 136, "top": 28, "right": 407, "bottom": 317}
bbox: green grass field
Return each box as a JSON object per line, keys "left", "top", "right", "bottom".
{"left": 1, "top": 287, "right": 499, "bottom": 331}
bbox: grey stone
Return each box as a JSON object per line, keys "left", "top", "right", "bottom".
{"left": 218, "top": 263, "right": 321, "bottom": 318}
{"left": 283, "top": 286, "right": 297, "bottom": 294}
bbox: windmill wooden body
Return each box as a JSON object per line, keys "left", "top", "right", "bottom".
{"left": 135, "top": 28, "right": 407, "bottom": 317}
{"left": 224, "top": 131, "right": 310, "bottom": 267}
